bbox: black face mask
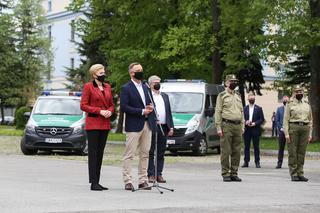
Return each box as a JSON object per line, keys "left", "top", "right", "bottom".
{"left": 133, "top": 72, "right": 144, "bottom": 80}
{"left": 249, "top": 99, "right": 255, "bottom": 105}
{"left": 283, "top": 101, "right": 287, "bottom": 106}
{"left": 96, "top": 74, "right": 106, "bottom": 82}
{"left": 296, "top": 94, "right": 303, "bottom": 101}
{"left": 153, "top": 83, "right": 161, "bottom": 91}
{"left": 229, "top": 82, "right": 237, "bottom": 90}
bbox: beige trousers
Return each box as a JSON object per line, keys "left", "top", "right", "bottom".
{"left": 123, "top": 122, "right": 152, "bottom": 184}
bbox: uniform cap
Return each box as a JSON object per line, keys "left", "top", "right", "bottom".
{"left": 225, "top": 74, "right": 237, "bottom": 81}
{"left": 293, "top": 85, "right": 303, "bottom": 92}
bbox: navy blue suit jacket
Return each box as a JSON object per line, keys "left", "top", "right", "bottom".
{"left": 244, "top": 104, "right": 265, "bottom": 136}
{"left": 120, "top": 80, "right": 156, "bottom": 132}
{"left": 160, "top": 92, "right": 174, "bottom": 130}
{"left": 275, "top": 105, "right": 285, "bottom": 130}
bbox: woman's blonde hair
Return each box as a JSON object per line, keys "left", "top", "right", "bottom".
{"left": 89, "top": 64, "right": 105, "bottom": 78}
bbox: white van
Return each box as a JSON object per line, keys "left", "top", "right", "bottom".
{"left": 161, "top": 80, "right": 224, "bottom": 155}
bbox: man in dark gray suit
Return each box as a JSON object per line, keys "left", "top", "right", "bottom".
{"left": 147, "top": 75, "right": 174, "bottom": 183}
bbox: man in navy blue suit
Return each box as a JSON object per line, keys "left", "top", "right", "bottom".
{"left": 275, "top": 96, "right": 289, "bottom": 169}
{"left": 120, "top": 62, "right": 156, "bottom": 191}
{"left": 147, "top": 75, "right": 174, "bottom": 184}
{"left": 242, "top": 92, "right": 265, "bottom": 168}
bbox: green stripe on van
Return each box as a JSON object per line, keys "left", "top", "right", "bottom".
{"left": 172, "top": 113, "right": 194, "bottom": 126}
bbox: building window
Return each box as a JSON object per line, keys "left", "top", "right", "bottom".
{"left": 48, "top": 25, "right": 52, "bottom": 40}
{"left": 70, "top": 58, "right": 75, "bottom": 69}
{"left": 70, "top": 20, "right": 75, "bottom": 42}
{"left": 48, "top": 0, "right": 52, "bottom": 12}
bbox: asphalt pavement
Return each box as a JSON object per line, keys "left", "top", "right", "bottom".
{"left": 0, "top": 154, "right": 320, "bottom": 213}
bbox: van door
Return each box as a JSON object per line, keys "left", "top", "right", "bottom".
{"left": 204, "top": 94, "right": 220, "bottom": 147}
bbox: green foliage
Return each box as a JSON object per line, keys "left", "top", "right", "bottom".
{"left": 0, "top": 12, "right": 22, "bottom": 106}
{"left": 15, "top": 106, "right": 31, "bottom": 130}
{"left": 0, "top": 0, "right": 51, "bottom": 107}
{"left": 14, "top": 0, "right": 52, "bottom": 102}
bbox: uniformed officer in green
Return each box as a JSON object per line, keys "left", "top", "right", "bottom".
{"left": 215, "top": 74, "right": 244, "bottom": 182}
{"left": 283, "top": 85, "right": 313, "bottom": 182}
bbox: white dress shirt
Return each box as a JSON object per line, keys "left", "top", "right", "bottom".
{"left": 249, "top": 104, "right": 255, "bottom": 122}
{"left": 152, "top": 91, "right": 166, "bottom": 124}
{"left": 131, "top": 79, "right": 146, "bottom": 106}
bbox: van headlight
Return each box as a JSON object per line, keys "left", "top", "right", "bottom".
{"left": 72, "top": 126, "right": 83, "bottom": 134}
{"left": 185, "top": 115, "right": 200, "bottom": 135}
{"left": 26, "top": 125, "right": 36, "bottom": 132}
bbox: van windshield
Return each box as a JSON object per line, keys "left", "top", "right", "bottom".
{"left": 33, "top": 98, "right": 82, "bottom": 115}
{"left": 166, "top": 92, "right": 203, "bottom": 113}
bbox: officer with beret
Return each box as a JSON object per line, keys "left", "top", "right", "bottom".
{"left": 215, "top": 74, "right": 244, "bottom": 182}
{"left": 283, "top": 85, "right": 313, "bottom": 182}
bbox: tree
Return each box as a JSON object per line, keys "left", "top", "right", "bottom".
{"left": 14, "top": 0, "right": 52, "bottom": 104}
{"left": 0, "top": 11, "right": 20, "bottom": 123}
{"left": 266, "top": 0, "right": 320, "bottom": 140}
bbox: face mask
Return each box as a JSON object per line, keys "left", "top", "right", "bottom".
{"left": 133, "top": 72, "right": 144, "bottom": 80}
{"left": 153, "top": 83, "right": 160, "bottom": 91}
{"left": 229, "top": 82, "right": 237, "bottom": 90}
{"left": 296, "top": 94, "right": 303, "bottom": 101}
{"left": 249, "top": 99, "right": 255, "bottom": 105}
{"left": 96, "top": 74, "right": 105, "bottom": 82}
{"left": 283, "top": 101, "right": 287, "bottom": 106}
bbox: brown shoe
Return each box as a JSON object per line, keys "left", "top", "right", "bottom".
{"left": 138, "top": 182, "right": 151, "bottom": 190}
{"left": 148, "top": 176, "right": 155, "bottom": 183}
{"left": 157, "top": 176, "right": 167, "bottom": 183}
{"left": 125, "top": 183, "right": 134, "bottom": 191}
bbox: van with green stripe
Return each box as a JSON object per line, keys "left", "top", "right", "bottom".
{"left": 20, "top": 91, "right": 87, "bottom": 155}
{"left": 161, "top": 80, "right": 224, "bottom": 155}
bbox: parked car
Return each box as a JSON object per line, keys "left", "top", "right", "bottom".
{"left": 20, "top": 91, "right": 87, "bottom": 155}
{"left": 0, "top": 116, "right": 14, "bottom": 125}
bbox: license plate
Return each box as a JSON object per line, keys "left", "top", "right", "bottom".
{"left": 167, "top": 140, "right": 175, "bottom": 145}
{"left": 45, "top": 138, "right": 62, "bottom": 143}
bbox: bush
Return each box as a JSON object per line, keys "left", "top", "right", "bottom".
{"left": 15, "top": 106, "right": 31, "bottom": 129}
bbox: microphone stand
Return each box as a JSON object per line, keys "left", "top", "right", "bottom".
{"left": 133, "top": 81, "right": 174, "bottom": 194}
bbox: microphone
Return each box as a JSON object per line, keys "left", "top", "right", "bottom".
{"left": 142, "top": 80, "right": 150, "bottom": 88}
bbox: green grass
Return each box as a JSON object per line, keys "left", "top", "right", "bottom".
{"left": 0, "top": 125, "right": 24, "bottom": 136}
{"left": 108, "top": 133, "right": 125, "bottom": 141}
{"left": 0, "top": 125, "right": 126, "bottom": 141}
{"left": 259, "top": 137, "right": 320, "bottom": 152}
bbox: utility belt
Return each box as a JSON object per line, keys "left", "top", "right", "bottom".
{"left": 222, "top": 118, "right": 241, "bottom": 125}
{"left": 289, "top": 122, "right": 309, "bottom": 126}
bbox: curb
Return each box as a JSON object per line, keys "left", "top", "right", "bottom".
{"left": 260, "top": 149, "right": 320, "bottom": 157}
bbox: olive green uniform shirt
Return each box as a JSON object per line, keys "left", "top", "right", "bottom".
{"left": 215, "top": 89, "right": 244, "bottom": 132}
{"left": 283, "top": 98, "right": 313, "bottom": 138}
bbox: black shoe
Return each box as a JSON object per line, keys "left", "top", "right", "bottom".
{"left": 91, "top": 183, "right": 103, "bottom": 191}
{"left": 291, "top": 176, "right": 300, "bottom": 182}
{"left": 98, "top": 184, "right": 109, "bottom": 190}
{"left": 275, "top": 164, "right": 282, "bottom": 169}
{"left": 298, "top": 176, "right": 309, "bottom": 182}
{"left": 231, "top": 176, "right": 242, "bottom": 182}
{"left": 241, "top": 162, "right": 249, "bottom": 168}
{"left": 255, "top": 163, "right": 261, "bottom": 168}
{"left": 223, "top": 176, "right": 232, "bottom": 182}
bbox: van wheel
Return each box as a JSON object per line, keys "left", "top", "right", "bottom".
{"left": 192, "top": 138, "right": 207, "bottom": 156}
{"left": 216, "top": 147, "right": 221, "bottom": 154}
{"left": 77, "top": 140, "right": 88, "bottom": 156}
{"left": 20, "top": 137, "right": 37, "bottom": 155}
